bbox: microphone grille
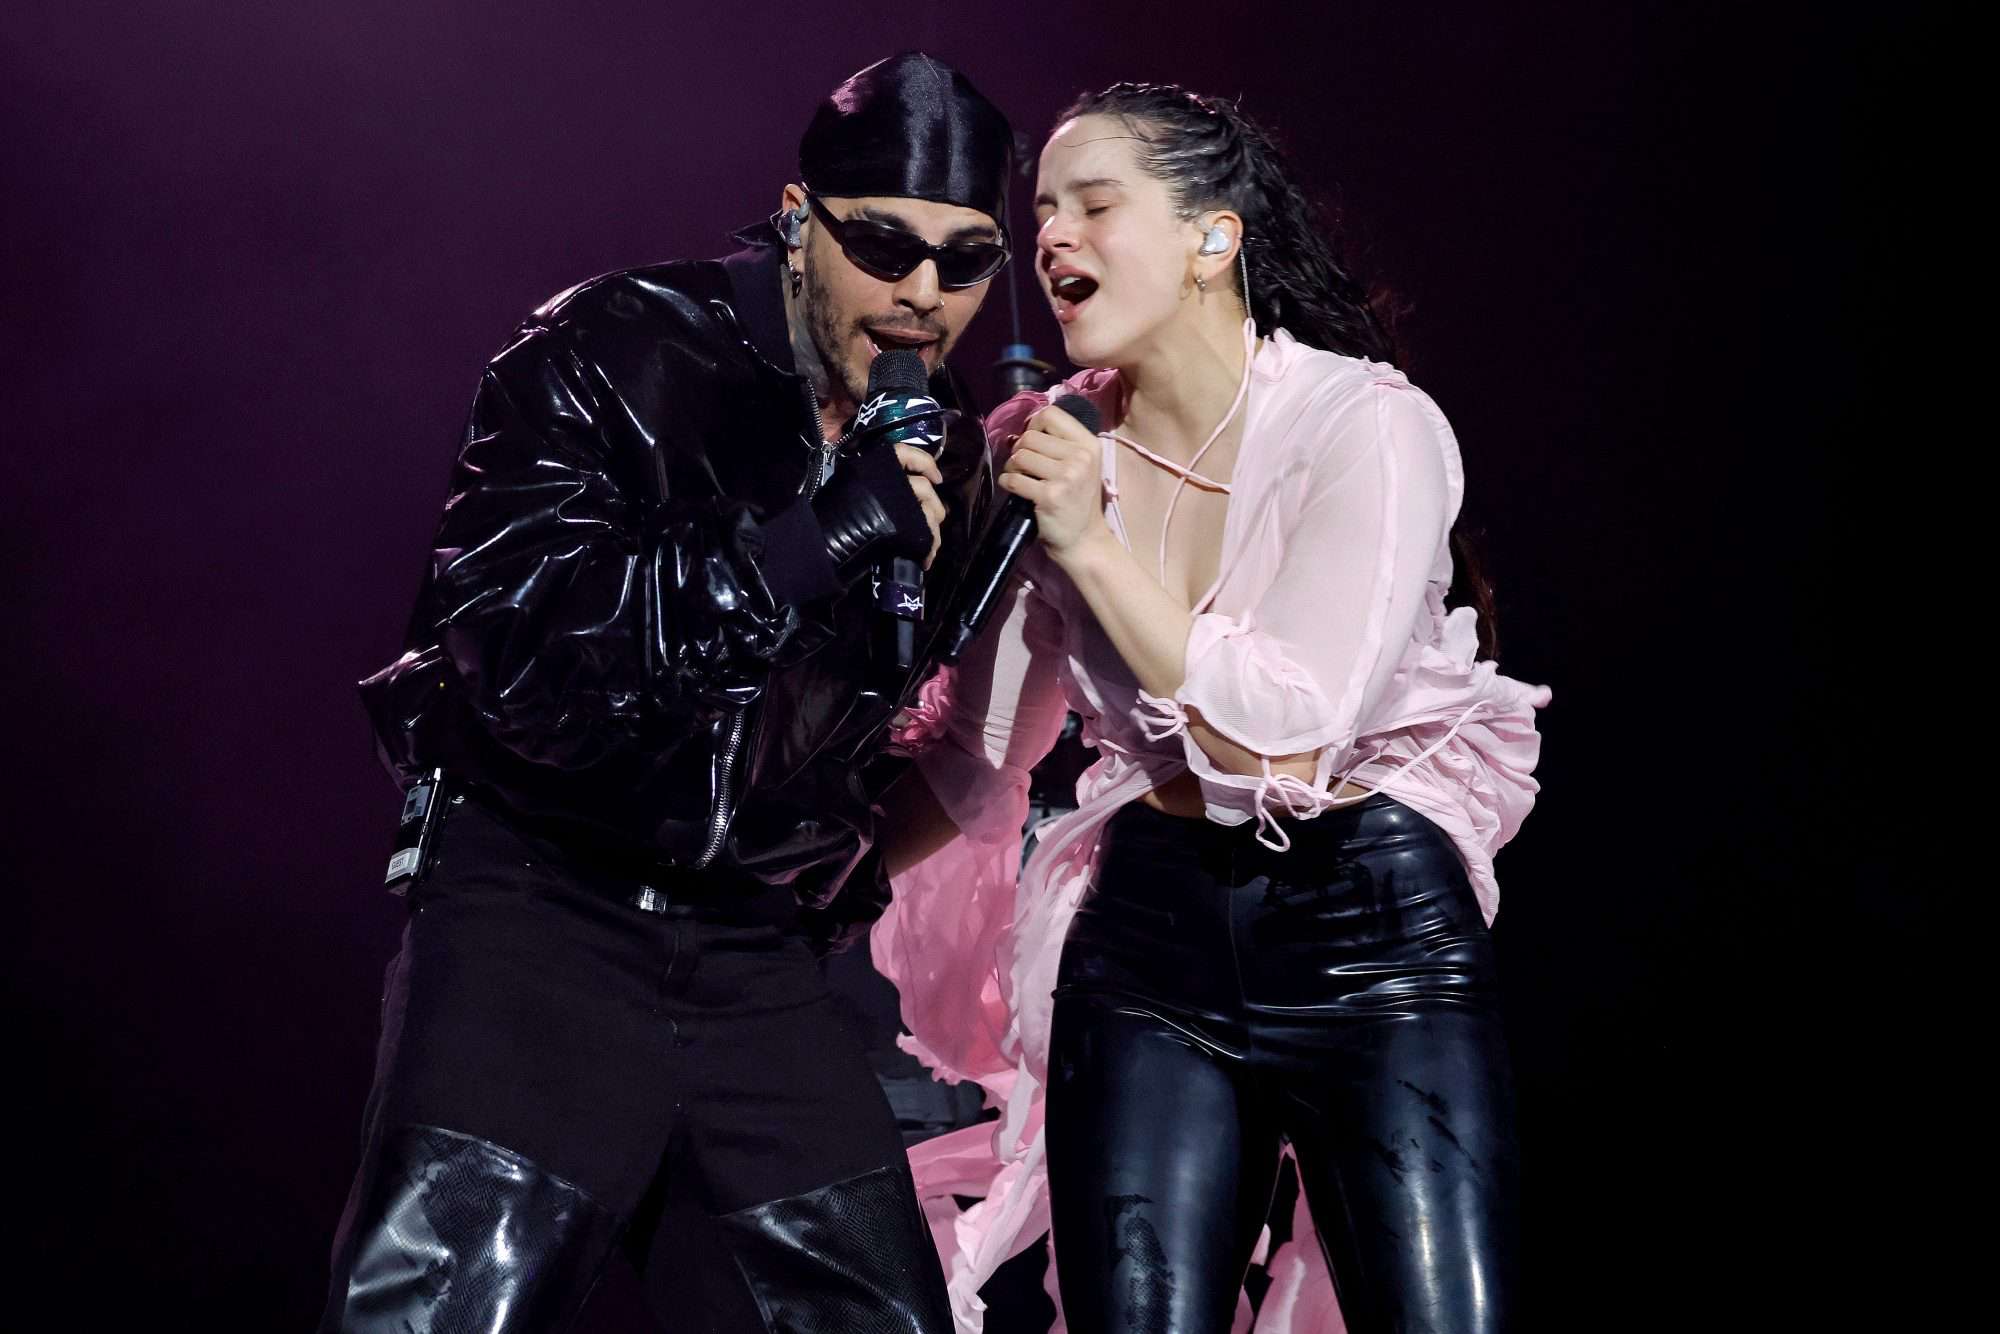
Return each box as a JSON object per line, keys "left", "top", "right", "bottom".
{"left": 1051, "top": 393, "right": 1102, "bottom": 435}
{"left": 867, "top": 348, "right": 929, "bottom": 397}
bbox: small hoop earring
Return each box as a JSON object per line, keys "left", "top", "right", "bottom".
{"left": 1194, "top": 272, "right": 1209, "bottom": 293}
{"left": 787, "top": 262, "right": 802, "bottom": 298}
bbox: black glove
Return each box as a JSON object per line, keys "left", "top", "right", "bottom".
{"left": 752, "top": 446, "right": 933, "bottom": 607}
{"left": 813, "top": 445, "right": 933, "bottom": 574}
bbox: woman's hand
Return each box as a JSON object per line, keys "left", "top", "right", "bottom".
{"left": 996, "top": 402, "right": 1114, "bottom": 566}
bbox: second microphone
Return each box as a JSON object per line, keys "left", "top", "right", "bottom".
{"left": 941, "top": 393, "right": 1102, "bottom": 663}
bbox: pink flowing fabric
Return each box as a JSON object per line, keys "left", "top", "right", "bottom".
{"left": 1253, "top": 1158, "right": 1349, "bottom": 1334}
{"left": 873, "top": 330, "right": 1550, "bottom": 1331}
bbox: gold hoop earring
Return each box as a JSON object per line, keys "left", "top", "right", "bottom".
{"left": 1194, "top": 272, "right": 1208, "bottom": 293}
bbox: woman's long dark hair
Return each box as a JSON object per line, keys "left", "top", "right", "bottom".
{"left": 1059, "top": 83, "right": 1499, "bottom": 655}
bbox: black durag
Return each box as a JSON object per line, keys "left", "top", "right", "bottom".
{"left": 798, "top": 52, "right": 1014, "bottom": 236}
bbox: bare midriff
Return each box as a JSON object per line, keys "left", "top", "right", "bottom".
{"left": 1137, "top": 768, "right": 1373, "bottom": 819}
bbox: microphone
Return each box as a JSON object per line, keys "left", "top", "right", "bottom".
{"left": 851, "top": 349, "right": 949, "bottom": 672}
{"left": 941, "top": 393, "right": 1101, "bottom": 663}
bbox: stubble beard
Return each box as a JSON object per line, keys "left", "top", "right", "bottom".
{"left": 801, "top": 255, "right": 868, "bottom": 412}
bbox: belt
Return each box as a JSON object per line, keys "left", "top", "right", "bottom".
{"left": 430, "top": 781, "right": 795, "bottom": 924}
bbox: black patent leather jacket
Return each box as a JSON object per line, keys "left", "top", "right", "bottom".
{"left": 360, "top": 242, "right": 993, "bottom": 918}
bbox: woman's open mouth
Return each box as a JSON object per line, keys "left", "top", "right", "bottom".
{"left": 1050, "top": 273, "right": 1099, "bottom": 323}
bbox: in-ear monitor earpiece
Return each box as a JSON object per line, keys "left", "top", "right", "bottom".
{"left": 775, "top": 199, "right": 809, "bottom": 248}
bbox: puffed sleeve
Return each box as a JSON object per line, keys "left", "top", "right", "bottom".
{"left": 905, "top": 389, "right": 1072, "bottom": 841}
{"left": 910, "top": 559, "right": 1072, "bottom": 844}
{"left": 873, "top": 394, "right": 1072, "bottom": 1088}
{"left": 1136, "top": 377, "right": 1455, "bottom": 844}
{"left": 430, "top": 323, "right": 802, "bottom": 773}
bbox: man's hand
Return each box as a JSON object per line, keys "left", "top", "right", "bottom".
{"left": 895, "top": 443, "right": 946, "bottom": 569}
{"left": 810, "top": 443, "right": 940, "bottom": 577}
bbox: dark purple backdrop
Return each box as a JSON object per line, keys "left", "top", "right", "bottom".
{"left": 7, "top": 2, "right": 1892, "bottom": 1327}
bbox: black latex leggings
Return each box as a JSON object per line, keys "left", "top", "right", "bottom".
{"left": 1046, "top": 796, "right": 1518, "bottom": 1334}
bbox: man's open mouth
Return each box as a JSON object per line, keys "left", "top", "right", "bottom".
{"left": 866, "top": 326, "right": 940, "bottom": 351}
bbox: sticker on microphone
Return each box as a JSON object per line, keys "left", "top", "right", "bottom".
{"left": 876, "top": 577, "right": 924, "bottom": 619}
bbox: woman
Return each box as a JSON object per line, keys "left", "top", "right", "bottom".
{"left": 875, "top": 83, "right": 1549, "bottom": 1333}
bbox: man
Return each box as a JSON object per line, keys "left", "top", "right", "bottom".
{"left": 321, "top": 53, "right": 1013, "bottom": 1332}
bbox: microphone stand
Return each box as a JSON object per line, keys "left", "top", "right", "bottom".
{"left": 993, "top": 246, "right": 1054, "bottom": 400}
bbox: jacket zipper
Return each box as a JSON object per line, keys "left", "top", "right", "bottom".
{"left": 691, "top": 707, "right": 750, "bottom": 868}
{"left": 690, "top": 382, "right": 830, "bottom": 869}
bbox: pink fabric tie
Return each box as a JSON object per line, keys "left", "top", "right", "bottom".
{"left": 1107, "top": 318, "right": 1257, "bottom": 587}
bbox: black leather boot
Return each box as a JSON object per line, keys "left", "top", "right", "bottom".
{"left": 714, "top": 1163, "right": 954, "bottom": 1334}
{"left": 321, "top": 1123, "right": 619, "bottom": 1333}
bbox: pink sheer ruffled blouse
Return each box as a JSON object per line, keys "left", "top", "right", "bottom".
{"left": 874, "top": 329, "right": 1550, "bottom": 1331}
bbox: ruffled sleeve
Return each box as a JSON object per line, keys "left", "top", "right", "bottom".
{"left": 1140, "top": 377, "right": 1457, "bottom": 847}
{"left": 910, "top": 564, "right": 1070, "bottom": 844}
{"left": 908, "top": 388, "right": 1070, "bottom": 843}
{"left": 873, "top": 392, "right": 1072, "bottom": 1087}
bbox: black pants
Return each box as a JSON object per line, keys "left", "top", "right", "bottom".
{"left": 1047, "top": 797, "right": 1518, "bottom": 1334}
{"left": 319, "top": 791, "right": 951, "bottom": 1333}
